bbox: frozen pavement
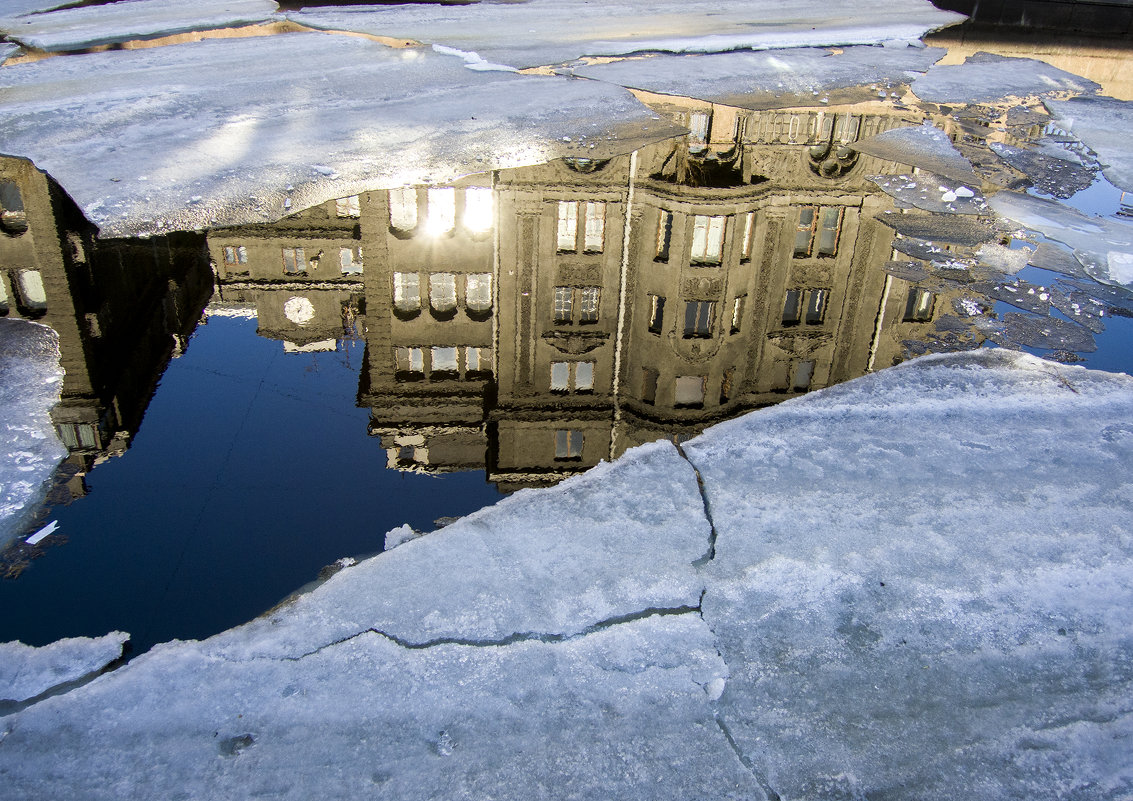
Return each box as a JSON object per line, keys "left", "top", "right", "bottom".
{"left": 1, "top": 350, "right": 1131, "bottom": 800}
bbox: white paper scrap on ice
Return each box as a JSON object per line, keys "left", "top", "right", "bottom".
{"left": 24, "top": 520, "right": 57, "bottom": 546}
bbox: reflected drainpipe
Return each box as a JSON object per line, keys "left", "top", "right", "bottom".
{"left": 610, "top": 149, "right": 638, "bottom": 462}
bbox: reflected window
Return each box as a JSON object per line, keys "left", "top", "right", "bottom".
{"left": 730, "top": 296, "right": 745, "bottom": 334}
{"left": 557, "top": 201, "right": 578, "bottom": 252}
{"left": 430, "top": 273, "right": 457, "bottom": 312}
{"left": 554, "top": 429, "right": 584, "bottom": 460}
{"left": 904, "top": 288, "right": 935, "bottom": 322}
{"left": 553, "top": 286, "right": 573, "bottom": 323}
{"left": 805, "top": 289, "right": 828, "bottom": 325}
{"left": 720, "top": 368, "right": 734, "bottom": 404}
{"left": 550, "top": 361, "right": 570, "bottom": 392}
{"left": 339, "top": 247, "right": 363, "bottom": 275}
{"left": 656, "top": 210, "right": 673, "bottom": 261}
{"left": 648, "top": 295, "right": 665, "bottom": 334}
{"left": 584, "top": 202, "right": 605, "bottom": 253}
{"left": 550, "top": 361, "right": 594, "bottom": 393}
{"left": 465, "top": 346, "right": 492, "bottom": 374}
{"left": 816, "top": 207, "right": 843, "bottom": 257}
{"left": 675, "top": 375, "right": 706, "bottom": 408}
{"left": 836, "top": 115, "right": 860, "bottom": 144}
{"left": 683, "top": 300, "right": 714, "bottom": 338}
{"left": 389, "top": 188, "right": 418, "bottom": 232}
{"left": 223, "top": 245, "right": 247, "bottom": 265}
{"left": 17, "top": 270, "right": 46, "bottom": 312}
{"left": 426, "top": 188, "right": 456, "bottom": 236}
{"left": 782, "top": 289, "right": 802, "bottom": 326}
{"left": 463, "top": 187, "right": 493, "bottom": 233}
{"left": 465, "top": 273, "right": 492, "bottom": 313}
{"left": 641, "top": 368, "right": 659, "bottom": 405}
{"left": 56, "top": 422, "right": 99, "bottom": 449}
{"left": 689, "top": 111, "right": 710, "bottom": 150}
{"left": 794, "top": 207, "right": 817, "bottom": 258}
{"left": 395, "top": 346, "right": 424, "bottom": 374}
{"left": 431, "top": 346, "right": 459, "bottom": 373}
{"left": 792, "top": 360, "right": 815, "bottom": 391}
{"left": 690, "top": 216, "right": 725, "bottom": 265}
{"left": 282, "top": 247, "right": 306, "bottom": 275}
{"left": 740, "top": 212, "right": 754, "bottom": 261}
{"left": 336, "top": 195, "right": 361, "bottom": 218}
{"left": 553, "top": 286, "right": 600, "bottom": 324}
{"left": 579, "top": 287, "right": 600, "bottom": 324}
{"left": 0, "top": 181, "right": 27, "bottom": 236}
{"left": 393, "top": 272, "right": 420, "bottom": 312}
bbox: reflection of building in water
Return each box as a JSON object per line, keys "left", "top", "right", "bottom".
{"left": 0, "top": 157, "right": 212, "bottom": 504}
{"left": 207, "top": 98, "right": 992, "bottom": 492}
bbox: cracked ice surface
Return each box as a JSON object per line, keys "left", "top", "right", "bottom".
{"left": 868, "top": 172, "right": 987, "bottom": 214}
{"left": 567, "top": 45, "right": 945, "bottom": 109}
{"left": 205, "top": 439, "right": 710, "bottom": 659}
{"left": 852, "top": 120, "right": 979, "bottom": 183}
{"left": 0, "top": 320, "right": 65, "bottom": 549}
{"left": 686, "top": 350, "right": 1133, "bottom": 800}
{"left": 0, "top": 0, "right": 279, "bottom": 53}
{"left": 285, "top": 0, "right": 964, "bottom": 71}
{"left": 1046, "top": 96, "right": 1133, "bottom": 194}
{"left": 911, "top": 52, "right": 1102, "bottom": 104}
{"left": 0, "top": 33, "right": 680, "bottom": 237}
{"left": 0, "top": 632, "right": 128, "bottom": 704}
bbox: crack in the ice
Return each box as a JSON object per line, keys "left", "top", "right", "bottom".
{"left": 714, "top": 712, "right": 782, "bottom": 801}
{"left": 673, "top": 441, "right": 719, "bottom": 566}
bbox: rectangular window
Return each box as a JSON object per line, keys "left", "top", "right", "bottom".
{"left": 641, "top": 368, "right": 659, "bottom": 405}
{"left": 782, "top": 289, "right": 802, "bottom": 326}
{"left": 740, "top": 212, "right": 754, "bottom": 261}
{"left": 282, "top": 247, "right": 306, "bottom": 275}
{"left": 554, "top": 286, "right": 573, "bottom": 323}
{"left": 689, "top": 111, "right": 710, "bottom": 148}
{"left": 551, "top": 361, "right": 570, "bottom": 392}
{"left": 336, "top": 195, "right": 361, "bottom": 218}
{"left": 555, "top": 429, "right": 584, "bottom": 460}
{"left": 583, "top": 202, "right": 605, "bottom": 252}
{"left": 903, "top": 288, "right": 935, "bottom": 322}
{"left": 805, "top": 289, "right": 828, "bottom": 325}
{"left": 730, "top": 296, "right": 745, "bottom": 334}
{"left": 430, "top": 273, "right": 457, "bottom": 312}
{"left": 16, "top": 270, "right": 46, "bottom": 311}
{"left": 836, "top": 114, "right": 860, "bottom": 144}
{"left": 579, "top": 287, "right": 600, "bottom": 324}
{"left": 816, "top": 207, "right": 843, "bottom": 257}
{"left": 463, "top": 187, "right": 493, "bottom": 233}
{"left": 656, "top": 210, "right": 673, "bottom": 261}
{"left": 794, "top": 207, "right": 817, "bottom": 258}
{"left": 690, "top": 215, "right": 725, "bottom": 264}
{"left": 389, "top": 188, "right": 418, "bottom": 231}
{"left": 465, "top": 273, "right": 492, "bottom": 312}
{"left": 339, "top": 247, "right": 363, "bottom": 275}
{"left": 557, "top": 201, "right": 578, "bottom": 252}
{"left": 574, "top": 361, "right": 594, "bottom": 392}
{"left": 431, "top": 346, "right": 459, "bottom": 373}
{"left": 675, "top": 375, "right": 706, "bottom": 407}
{"left": 551, "top": 361, "right": 595, "bottom": 393}
{"left": 683, "top": 300, "right": 714, "bottom": 338}
{"left": 648, "top": 295, "right": 665, "bottom": 334}
{"left": 393, "top": 272, "right": 420, "bottom": 312}
{"left": 395, "top": 346, "right": 424, "bottom": 373}
{"left": 465, "top": 347, "right": 492, "bottom": 374}
{"left": 223, "top": 245, "right": 237, "bottom": 264}
{"left": 427, "top": 188, "right": 456, "bottom": 235}
{"left": 792, "top": 360, "right": 815, "bottom": 391}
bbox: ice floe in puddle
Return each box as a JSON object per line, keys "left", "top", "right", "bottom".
{"left": 869, "top": 171, "right": 987, "bottom": 214}
{"left": 1046, "top": 96, "right": 1133, "bottom": 194}
{"left": 911, "top": 52, "right": 1102, "bottom": 104}
{"left": 853, "top": 120, "right": 979, "bottom": 183}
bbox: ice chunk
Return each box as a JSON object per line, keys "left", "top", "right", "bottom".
{"left": 0, "top": 320, "right": 66, "bottom": 549}
{"left": 975, "top": 242, "right": 1032, "bottom": 275}
{"left": 853, "top": 121, "right": 979, "bottom": 183}
{"left": 1046, "top": 96, "right": 1133, "bottom": 193}
{"left": 569, "top": 45, "right": 946, "bottom": 109}
{"left": 0, "top": 42, "right": 18, "bottom": 64}
{"left": 0, "top": 34, "right": 680, "bottom": 237}
{"left": 881, "top": 260, "right": 931, "bottom": 282}
{"left": 1050, "top": 289, "right": 1108, "bottom": 334}
{"left": 869, "top": 171, "right": 988, "bottom": 214}
{"left": 1028, "top": 241, "right": 1092, "bottom": 279}
{"left": 285, "top": 1, "right": 965, "bottom": 71}
{"left": 891, "top": 235, "right": 966, "bottom": 264}
{"left": 0, "top": 0, "right": 279, "bottom": 53}
{"left": 911, "top": 52, "right": 1101, "bottom": 104}
{"left": 0, "top": 632, "right": 128, "bottom": 703}
{"left": 972, "top": 276, "right": 1052, "bottom": 314}
{"left": 877, "top": 211, "right": 998, "bottom": 246}
{"left": 988, "top": 141, "right": 1098, "bottom": 200}
{"left": 686, "top": 349, "right": 1133, "bottom": 800}
{"left": 990, "top": 311, "right": 1098, "bottom": 352}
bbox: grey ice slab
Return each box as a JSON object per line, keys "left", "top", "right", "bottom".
{"left": 876, "top": 210, "right": 998, "bottom": 245}
{"left": 1046, "top": 96, "right": 1133, "bottom": 194}
{"left": 869, "top": 172, "right": 987, "bottom": 214}
{"left": 0, "top": 616, "right": 762, "bottom": 801}
{"left": 853, "top": 121, "right": 979, "bottom": 183}
{"left": 0, "top": 33, "right": 680, "bottom": 237}
{"left": 911, "top": 52, "right": 1101, "bottom": 104}
{"left": 988, "top": 141, "right": 1098, "bottom": 199}
{"left": 286, "top": 0, "right": 965, "bottom": 70}
{"left": 0, "top": 632, "right": 128, "bottom": 703}
{"left": 567, "top": 45, "right": 945, "bottom": 109}
{"left": 686, "top": 349, "right": 1133, "bottom": 800}
{"left": 205, "top": 439, "right": 710, "bottom": 660}
{"left": 0, "top": 0, "right": 279, "bottom": 53}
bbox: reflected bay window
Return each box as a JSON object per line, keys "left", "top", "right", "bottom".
{"left": 683, "top": 300, "right": 715, "bottom": 338}
{"left": 690, "top": 215, "right": 725, "bottom": 264}
{"left": 794, "top": 208, "right": 817, "bottom": 258}
{"left": 430, "top": 273, "right": 457, "bottom": 313}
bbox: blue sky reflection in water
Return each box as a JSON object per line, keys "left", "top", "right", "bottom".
{"left": 0, "top": 316, "right": 503, "bottom": 656}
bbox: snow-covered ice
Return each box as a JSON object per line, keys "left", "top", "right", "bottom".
{"left": 0, "top": 33, "right": 680, "bottom": 237}
{"left": 911, "top": 52, "right": 1102, "bottom": 104}
{"left": 869, "top": 171, "right": 988, "bottom": 214}
{"left": 0, "top": 632, "right": 128, "bottom": 704}
{"left": 0, "top": 0, "right": 279, "bottom": 53}
{"left": 1046, "top": 96, "right": 1133, "bottom": 194}
{"left": 853, "top": 121, "right": 979, "bottom": 183}
{"left": 0, "top": 320, "right": 65, "bottom": 549}
{"left": 285, "top": 0, "right": 965, "bottom": 71}
{"left": 569, "top": 45, "right": 946, "bottom": 108}
{"left": 1, "top": 351, "right": 1130, "bottom": 799}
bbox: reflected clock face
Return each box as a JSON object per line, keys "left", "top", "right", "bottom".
{"left": 283, "top": 296, "right": 316, "bottom": 325}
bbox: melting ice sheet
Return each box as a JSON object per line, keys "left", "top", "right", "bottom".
{"left": 911, "top": 52, "right": 1102, "bottom": 104}
{"left": 0, "top": 33, "right": 679, "bottom": 237}
{"left": 0, "top": 320, "right": 65, "bottom": 549}
{"left": 1, "top": 351, "right": 1130, "bottom": 800}
{"left": 1046, "top": 96, "right": 1133, "bottom": 194}
{"left": 0, "top": 632, "right": 128, "bottom": 704}
{"left": 284, "top": 0, "right": 965, "bottom": 70}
